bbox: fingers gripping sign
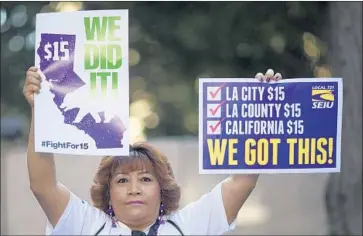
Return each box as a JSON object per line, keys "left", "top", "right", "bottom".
{"left": 255, "top": 69, "right": 282, "bottom": 83}
{"left": 24, "top": 67, "right": 43, "bottom": 107}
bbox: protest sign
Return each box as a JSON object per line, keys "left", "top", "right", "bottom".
{"left": 199, "top": 78, "right": 343, "bottom": 174}
{"left": 34, "top": 10, "right": 129, "bottom": 156}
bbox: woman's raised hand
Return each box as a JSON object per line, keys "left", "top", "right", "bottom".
{"left": 23, "top": 67, "right": 42, "bottom": 108}
{"left": 255, "top": 69, "right": 282, "bottom": 82}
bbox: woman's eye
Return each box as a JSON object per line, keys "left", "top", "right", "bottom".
{"left": 141, "top": 177, "right": 152, "bottom": 182}
{"left": 118, "top": 178, "right": 127, "bottom": 183}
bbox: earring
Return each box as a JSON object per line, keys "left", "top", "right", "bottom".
{"left": 108, "top": 204, "right": 117, "bottom": 227}
{"left": 158, "top": 203, "right": 165, "bottom": 224}
{"left": 107, "top": 204, "right": 115, "bottom": 217}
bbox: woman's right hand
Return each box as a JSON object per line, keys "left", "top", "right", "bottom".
{"left": 23, "top": 66, "right": 41, "bottom": 108}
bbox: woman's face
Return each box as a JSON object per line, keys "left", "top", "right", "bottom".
{"left": 109, "top": 165, "right": 161, "bottom": 226}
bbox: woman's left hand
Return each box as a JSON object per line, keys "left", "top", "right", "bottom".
{"left": 255, "top": 68, "right": 282, "bottom": 82}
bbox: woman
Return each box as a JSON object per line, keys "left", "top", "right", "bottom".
{"left": 23, "top": 67, "right": 281, "bottom": 235}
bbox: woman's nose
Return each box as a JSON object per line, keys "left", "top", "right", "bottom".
{"left": 127, "top": 180, "right": 141, "bottom": 195}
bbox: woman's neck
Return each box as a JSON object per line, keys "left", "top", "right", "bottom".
{"left": 119, "top": 217, "right": 157, "bottom": 232}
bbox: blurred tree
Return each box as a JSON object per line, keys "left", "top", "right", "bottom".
{"left": 324, "top": 2, "right": 362, "bottom": 236}
{"left": 1, "top": 2, "right": 46, "bottom": 115}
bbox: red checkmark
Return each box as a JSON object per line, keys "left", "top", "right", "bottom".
{"left": 209, "top": 118, "right": 225, "bottom": 133}
{"left": 209, "top": 83, "right": 226, "bottom": 99}
{"left": 209, "top": 101, "right": 226, "bottom": 116}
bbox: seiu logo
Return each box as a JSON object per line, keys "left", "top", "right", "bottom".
{"left": 312, "top": 101, "right": 334, "bottom": 109}
{"left": 312, "top": 89, "right": 334, "bottom": 109}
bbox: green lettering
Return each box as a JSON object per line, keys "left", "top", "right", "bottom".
{"left": 89, "top": 72, "right": 112, "bottom": 97}
{"left": 108, "top": 16, "right": 121, "bottom": 41}
{"left": 112, "top": 72, "right": 118, "bottom": 97}
{"left": 84, "top": 45, "right": 99, "bottom": 69}
{"left": 99, "top": 45, "right": 107, "bottom": 69}
{"left": 98, "top": 72, "right": 111, "bottom": 96}
{"left": 84, "top": 16, "right": 108, "bottom": 41}
{"left": 90, "top": 72, "right": 97, "bottom": 97}
{"left": 85, "top": 44, "right": 122, "bottom": 70}
{"left": 107, "top": 44, "right": 122, "bottom": 69}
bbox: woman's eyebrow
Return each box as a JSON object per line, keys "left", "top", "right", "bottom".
{"left": 113, "top": 172, "right": 127, "bottom": 177}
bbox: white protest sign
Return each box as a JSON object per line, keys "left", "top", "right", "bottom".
{"left": 34, "top": 10, "right": 129, "bottom": 156}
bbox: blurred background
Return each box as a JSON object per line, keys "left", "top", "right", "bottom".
{"left": 1, "top": 1, "right": 362, "bottom": 235}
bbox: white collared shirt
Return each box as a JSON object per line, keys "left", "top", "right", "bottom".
{"left": 45, "top": 181, "right": 236, "bottom": 235}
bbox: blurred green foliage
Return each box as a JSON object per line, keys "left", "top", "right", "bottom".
{"left": 1, "top": 1, "right": 329, "bottom": 137}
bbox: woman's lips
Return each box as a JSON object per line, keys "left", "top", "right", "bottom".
{"left": 126, "top": 200, "right": 145, "bottom": 205}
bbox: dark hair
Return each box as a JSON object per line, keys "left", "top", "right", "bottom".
{"left": 90, "top": 142, "right": 181, "bottom": 215}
